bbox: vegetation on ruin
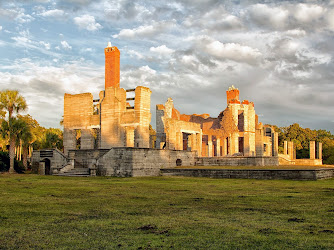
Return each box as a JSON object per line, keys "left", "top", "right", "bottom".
{"left": 0, "top": 174, "right": 333, "bottom": 249}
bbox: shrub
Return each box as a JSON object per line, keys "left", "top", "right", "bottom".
{"left": 0, "top": 151, "right": 25, "bottom": 173}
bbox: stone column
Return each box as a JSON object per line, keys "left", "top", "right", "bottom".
{"left": 208, "top": 135, "right": 213, "bottom": 157}
{"left": 284, "top": 141, "right": 288, "bottom": 155}
{"left": 310, "top": 141, "right": 315, "bottom": 159}
{"left": 125, "top": 127, "right": 135, "bottom": 147}
{"left": 196, "top": 133, "right": 202, "bottom": 156}
{"left": 39, "top": 162, "right": 45, "bottom": 175}
{"left": 244, "top": 133, "right": 250, "bottom": 156}
{"left": 81, "top": 129, "right": 95, "bottom": 149}
{"left": 317, "top": 142, "right": 322, "bottom": 160}
{"left": 288, "top": 141, "right": 294, "bottom": 160}
{"left": 216, "top": 138, "right": 221, "bottom": 156}
{"left": 271, "top": 132, "right": 278, "bottom": 157}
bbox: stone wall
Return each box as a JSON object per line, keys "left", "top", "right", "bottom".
{"left": 160, "top": 168, "right": 334, "bottom": 180}
{"left": 98, "top": 148, "right": 196, "bottom": 177}
{"left": 195, "top": 156, "right": 279, "bottom": 166}
{"left": 31, "top": 149, "right": 68, "bottom": 174}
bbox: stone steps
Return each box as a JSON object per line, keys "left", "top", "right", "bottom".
{"left": 54, "top": 168, "right": 90, "bottom": 177}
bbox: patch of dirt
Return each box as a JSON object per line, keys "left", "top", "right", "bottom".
{"left": 259, "top": 228, "right": 277, "bottom": 235}
{"left": 318, "top": 229, "right": 334, "bottom": 234}
{"left": 288, "top": 218, "right": 305, "bottom": 223}
{"left": 138, "top": 224, "right": 157, "bottom": 231}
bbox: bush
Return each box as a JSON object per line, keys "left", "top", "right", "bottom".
{"left": 0, "top": 151, "right": 25, "bottom": 173}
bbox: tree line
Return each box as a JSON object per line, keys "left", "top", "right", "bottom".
{"left": 0, "top": 90, "right": 62, "bottom": 173}
{"left": 271, "top": 123, "right": 334, "bottom": 164}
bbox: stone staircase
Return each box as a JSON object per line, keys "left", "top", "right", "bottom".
{"left": 54, "top": 167, "right": 90, "bottom": 177}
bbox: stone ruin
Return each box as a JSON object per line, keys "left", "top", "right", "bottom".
{"left": 31, "top": 43, "right": 322, "bottom": 177}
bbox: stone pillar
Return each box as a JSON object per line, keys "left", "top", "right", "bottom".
{"left": 63, "top": 128, "right": 76, "bottom": 155}
{"left": 81, "top": 129, "right": 95, "bottom": 149}
{"left": 284, "top": 141, "right": 288, "bottom": 155}
{"left": 196, "top": 133, "right": 202, "bottom": 156}
{"left": 175, "top": 132, "right": 182, "bottom": 150}
{"left": 271, "top": 132, "right": 278, "bottom": 157}
{"left": 310, "top": 141, "right": 315, "bottom": 159}
{"left": 255, "top": 128, "right": 263, "bottom": 157}
{"left": 317, "top": 142, "right": 322, "bottom": 160}
{"left": 125, "top": 127, "right": 135, "bottom": 147}
{"left": 208, "top": 135, "right": 213, "bottom": 157}
{"left": 39, "top": 162, "right": 45, "bottom": 175}
{"left": 216, "top": 139, "right": 221, "bottom": 156}
{"left": 288, "top": 141, "right": 294, "bottom": 160}
{"left": 244, "top": 133, "right": 250, "bottom": 156}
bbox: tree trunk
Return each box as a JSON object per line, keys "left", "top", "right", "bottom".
{"left": 22, "top": 146, "right": 28, "bottom": 170}
{"left": 9, "top": 136, "right": 16, "bottom": 173}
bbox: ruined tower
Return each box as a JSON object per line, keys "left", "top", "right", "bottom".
{"left": 226, "top": 85, "right": 240, "bottom": 104}
{"left": 105, "top": 42, "right": 120, "bottom": 89}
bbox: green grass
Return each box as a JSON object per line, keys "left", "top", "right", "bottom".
{"left": 0, "top": 174, "right": 333, "bottom": 249}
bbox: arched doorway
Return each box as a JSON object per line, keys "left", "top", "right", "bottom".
{"left": 42, "top": 158, "right": 51, "bottom": 175}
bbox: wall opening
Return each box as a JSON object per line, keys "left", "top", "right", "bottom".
{"left": 182, "top": 132, "right": 191, "bottom": 151}
{"left": 238, "top": 111, "right": 244, "bottom": 132}
{"left": 42, "top": 158, "right": 51, "bottom": 175}
{"left": 238, "top": 137, "right": 244, "bottom": 154}
{"left": 75, "top": 129, "right": 81, "bottom": 149}
{"left": 176, "top": 159, "right": 182, "bottom": 166}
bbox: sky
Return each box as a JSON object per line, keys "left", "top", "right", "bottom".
{"left": 0, "top": 0, "right": 333, "bottom": 133}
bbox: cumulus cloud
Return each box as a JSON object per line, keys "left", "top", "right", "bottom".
{"left": 248, "top": 4, "right": 289, "bottom": 29}
{"left": 60, "top": 40, "right": 72, "bottom": 50}
{"left": 73, "top": 14, "right": 102, "bottom": 31}
{"left": 39, "top": 41, "right": 50, "bottom": 50}
{"left": 205, "top": 40, "right": 262, "bottom": 64}
{"left": 0, "top": 7, "right": 34, "bottom": 23}
{"left": 184, "top": 6, "right": 243, "bottom": 31}
{"left": 293, "top": 4, "right": 324, "bottom": 23}
{"left": 0, "top": 26, "right": 2, "bottom": 31}
{"left": 150, "top": 45, "right": 174, "bottom": 55}
{"left": 0, "top": 58, "right": 104, "bottom": 128}
{"left": 39, "top": 9, "right": 65, "bottom": 18}
{"left": 113, "top": 21, "right": 174, "bottom": 39}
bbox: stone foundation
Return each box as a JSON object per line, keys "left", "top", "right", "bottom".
{"left": 195, "top": 156, "right": 279, "bottom": 166}
{"left": 161, "top": 168, "right": 334, "bottom": 180}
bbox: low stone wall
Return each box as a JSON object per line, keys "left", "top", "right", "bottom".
{"left": 294, "top": 159, "right": 322, "bottom": 166}
{"left": 196, "top": 156, "right": 279, "bottom": 166}
{"left": 98, "top": 148, "right": 196, "bottom": 177}
{"left": 68, "top": 149, "right": 110, "bottom": 168}
{"left": 160, "top": 168, "right": 334, "bottom": 180}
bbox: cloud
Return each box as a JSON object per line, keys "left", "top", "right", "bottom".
{"left": 205, "top": 40, "right": 262, "bottom": 64}
{"left": 61, "top": 40, "right": 72, "bottom": 50}
{"left": 39, "top": 9, "right": 65, "bottom": 18}
{"left": 293, "top": 4, "right": 324, "bottom": 23}
{"left": 248, "top": 4, "right": 289, "bottom": 29}
{"left": 150, "top": 45, "right": 174, "bottom": 55}
{"left": 0, "top": 58, "right": 104, "bottom": 128}
{"left": 73, "top": 14, "right": 102, "bottom": 31}
{"left": 112, "top": 21, "right": 174, "bottom": 39}
{"left": 0, "top": 7, "right": 34, "bottom": 23}
{"left": 39, "top": 41, "right": 50, "bottom": 50}
{"left": 184, "top": 6, "right": 243, "bottom": 32}
{"left": 0, "top": 26, "right": 2, "bottom": 31}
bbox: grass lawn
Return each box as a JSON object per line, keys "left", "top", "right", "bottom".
{"left": 0, "top": 174, "right": 333, "bottom": 249}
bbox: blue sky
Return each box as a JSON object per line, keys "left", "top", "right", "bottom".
{"left": 0, "top": 0, "right": 333, "bottom": 132}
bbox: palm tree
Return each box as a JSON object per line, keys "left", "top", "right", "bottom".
{"left": 0, "top": 90, "right": 27, "bottom": 173}
{"left": 0, "top": 118, "right": 26, "bottom": 173}
{"left": 20, "top": 122, "right": 33, "bottom": 170}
